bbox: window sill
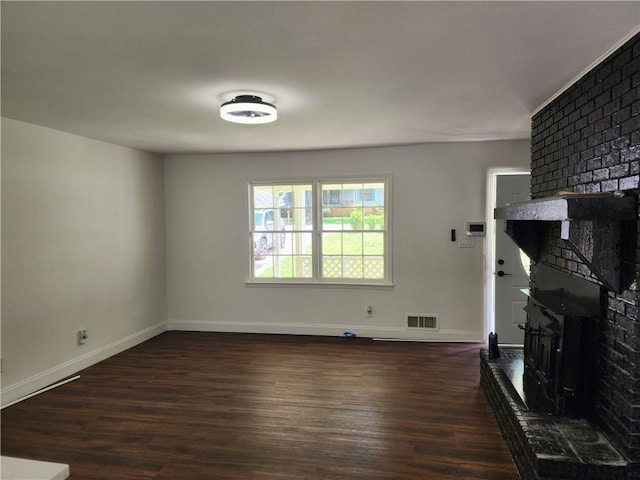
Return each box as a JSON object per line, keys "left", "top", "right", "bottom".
{"left": 245, "top": 280, "right": 394, "bottom": 290}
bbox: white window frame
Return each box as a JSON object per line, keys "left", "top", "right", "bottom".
{"left": 248, "top": 176, "right": 392, "bottom": 287}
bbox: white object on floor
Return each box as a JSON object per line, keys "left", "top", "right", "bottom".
{"left": 2, "top": 375, "right": 81, "bottom": 410}
{"left": 1, "top": 456, "right": 69, "bottom": 480}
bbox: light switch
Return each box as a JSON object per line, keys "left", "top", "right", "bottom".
{"left": 458, "top": 236, "right": 474, "bottom": 248}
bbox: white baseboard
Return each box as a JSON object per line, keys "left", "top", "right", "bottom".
{"left": 1, "top": 321, "right": 167, "bottom": 408}
{"left": 167, "top": 319, "right": 483, "bottom": 343}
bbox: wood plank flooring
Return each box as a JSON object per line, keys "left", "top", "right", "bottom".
{"left": 1, "top": 332, "right": 519, "bottom": 479}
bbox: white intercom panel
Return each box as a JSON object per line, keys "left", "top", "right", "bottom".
{"left": 466, "top": 222, "right": 486, "bottom": 236}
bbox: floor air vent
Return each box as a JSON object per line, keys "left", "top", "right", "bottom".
{"left": 407, "top": 314, "right": 438, "bottom": 330}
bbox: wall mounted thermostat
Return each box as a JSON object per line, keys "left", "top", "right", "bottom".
{"left": 466, "top": 222, "right": 486, "bottom": 236}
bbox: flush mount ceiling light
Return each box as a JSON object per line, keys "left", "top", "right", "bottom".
{"left": 220, "top": 94, "right": 277, "bottom": 124}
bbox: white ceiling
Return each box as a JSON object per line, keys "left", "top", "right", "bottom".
{"left": 2, "top": 1, "right": 639, "bottom": 155}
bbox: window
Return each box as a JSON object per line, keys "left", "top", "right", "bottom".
{"left": 322, "top": 189, "right": 341, "bottom": 207}
{"left": 250, "top": 178, "right": 390, "bottom": 284}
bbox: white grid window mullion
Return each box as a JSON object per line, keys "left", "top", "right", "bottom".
{"left": 250, "top": 177, "right": 390, "bottom": 284}
{"left": 315, "top": 181, "right": 323, "bottom": 281}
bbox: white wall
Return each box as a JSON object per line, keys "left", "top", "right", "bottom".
{"left": 165, "top": 140, "right": 530, "bottom": 341}
{"left": 1, "top": 118, "right": 167, "bottom": 405}
{"left": 0, "top": 128, "right": 529, "bottom": 406}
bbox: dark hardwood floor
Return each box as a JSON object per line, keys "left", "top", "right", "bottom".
{"left": 1, "top": 332, "right": 518, "bottom": 479}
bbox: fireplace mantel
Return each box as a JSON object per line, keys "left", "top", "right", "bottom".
{"left": 494, "top": 192, "right": 637, "bottom": 292}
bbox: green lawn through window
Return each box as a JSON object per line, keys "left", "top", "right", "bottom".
{"left": 258, "top": 230, "right": 384, "bottom": 278}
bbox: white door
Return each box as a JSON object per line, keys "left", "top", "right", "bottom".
{"left": 494, "top": 174, "right": 530, "bottom": 344}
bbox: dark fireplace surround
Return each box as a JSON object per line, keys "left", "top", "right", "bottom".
{"left": 481, "top": 33, "right": 640, "bottom": 480}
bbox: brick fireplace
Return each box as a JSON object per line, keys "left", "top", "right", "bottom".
{"left": 482, "top": 32, "right": 640, "bottom": 479}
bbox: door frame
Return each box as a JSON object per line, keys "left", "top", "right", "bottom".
{"left": 484, "top": 168, "right": 530, "bottom": 343}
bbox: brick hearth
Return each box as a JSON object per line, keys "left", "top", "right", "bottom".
{"left": 481, "top": 349, "right": 627, "bottom": 480}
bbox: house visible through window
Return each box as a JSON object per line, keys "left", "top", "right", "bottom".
{"left": 250, "top": 178, "right": 390, "bottom": 284}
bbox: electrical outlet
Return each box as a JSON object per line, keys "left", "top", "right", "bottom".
{"left": 366, "top": 305, "right": 374, "bottom": 317}
{"left": 78, "top": 330, "right": 88, "bottom": 345}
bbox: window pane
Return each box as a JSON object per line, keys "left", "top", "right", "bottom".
{"left": 323, "top": 257, "right": 342, "bottom": 278}
{"left": 363, "top": 232, "right": 384, "bottom": 255}
{"left": 343, "top": 186, "right": 361, "bottom": 207}
{"left": 348, "top": 208, "right": 364, "bottom": 231}
{"left": 364, "top": 206, "right": 384, "bottom": 230}
{"left": 276, "top": 186, "right": 294, "bottom": 212}
{"left": 296, "top": 232, "right": 313, "bottom": 256}
{"left": 363, "top": 182, "right": 385, "bottom": 207}
{"left": 254, "top": 186, "right": 275, "bottom": 209}
{"left": 277, "top": 231, "right": 288, "bottom": 248}
{"left": 322, "top": 232, "right": 342, "bottom": 255}
{"left": 363, "top": 256, "right": 384, "bottom": 279}
{"left": 343, "top": 232, "right": 363, "bottom": 255}
{"left": 322, "top": 187, "right": 342, "bottom": 208}
{"left": 343, "top": 258, "right": 363, "bottom": 278}
{"left": 322, "top": 207, "right": 348, "bottom": 230}
{"left": 294, "top": 256, "right": 313, "bottom": 278}
{"left": 254, "top": 254, "right": 274, "bottom": 278}
{"left": 273, "top": 255, "right": 293, "bottom": 277}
